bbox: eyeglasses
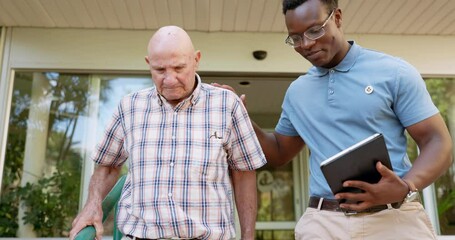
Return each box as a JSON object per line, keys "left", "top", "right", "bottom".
{"left": 285, "top": 9, "right": 335, "bottom": 47}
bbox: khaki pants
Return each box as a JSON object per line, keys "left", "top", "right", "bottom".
{"left": 295, "top": 201, "right": 437, "bottom": 240}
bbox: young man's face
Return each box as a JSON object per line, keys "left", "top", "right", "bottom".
{"left": 285, "top": 0, "right": 344, "bottom": 68}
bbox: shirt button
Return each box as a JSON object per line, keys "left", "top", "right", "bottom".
{"left": 330, "top": 69, "right": 335, "bottom": 73}
{"left": 172, "top": 135, "right": 175, "bottom": 139}
{"left": 170, "top": 162, "right": 174, "bottom": 167}
{"left": 329, "top": 89, "right": 334, "bottom": 95}
{"left": 168, "top": 193, "right": 172, "bottom": 197}
{"left": 330, "top": 79, "right": 334, "bottom": 83}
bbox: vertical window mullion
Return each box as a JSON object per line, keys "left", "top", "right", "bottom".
{"left": 79, "top": 74, "right": 101, "bottom": 209}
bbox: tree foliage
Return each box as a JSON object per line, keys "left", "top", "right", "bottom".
{"left": 425, "top": 77, "right": 455, "bottom": 234}
{"left": 0, "top": 72, "right": 86, "bottom": 237}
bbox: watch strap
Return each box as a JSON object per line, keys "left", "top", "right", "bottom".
{"left": 402, "top": 179, "right": 418, "bottom": 193}
{"left": 402, "top": 178, "right": 419, "bottom": 203}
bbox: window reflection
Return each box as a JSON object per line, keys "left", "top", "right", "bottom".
{"left": 257, "top": 164, "right": 295, "bottom": 222}
{"left": 425, "top": 78, "right": 455, "bottom": 235}
{"left": 256, "top": 230, "right": 294, "bottom": 240}
{"left": 1, "top": 72, "right": 89, "bottom": 237}
{"left": 0, "top": 73, "right": 153, "bottom": 238}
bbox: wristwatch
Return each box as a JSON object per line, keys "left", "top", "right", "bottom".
{"left": 402, "top": 179, "right": 419, "bottom": 203}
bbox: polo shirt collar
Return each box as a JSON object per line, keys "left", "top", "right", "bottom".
{"left": 312, "top": 41, "right": 358, "bottom": 76}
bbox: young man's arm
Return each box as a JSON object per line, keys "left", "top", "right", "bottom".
{"left": 69, "top": 165, "right": 122, "bottom": 240}
{"left": 251, "top": 121, "right": 305, "bottom": 167}
{"left": 232, "top": 169, "right": 257, "bottom": 240}
{"left": 402, "top": 113, "right": 453, "bottom": 191}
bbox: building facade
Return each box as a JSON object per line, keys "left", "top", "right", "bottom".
{"left": 0, "top": 9, "right": 454, "bottom": 239}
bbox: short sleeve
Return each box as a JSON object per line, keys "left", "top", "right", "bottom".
{"left": 393, "top": 59, "right": 438, "bottom": 127}
{"left": 91, "top": 101, "right": 129, "bottom": 167}
{"left": 275, "top": 88, "right": 299, "bottom": 136}
{"left": 227, "top": 97, "right": 266, "bottom": 171}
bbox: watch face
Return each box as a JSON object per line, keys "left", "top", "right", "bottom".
{"left": 405, "top": 191, "right": 419, "bottom": 203}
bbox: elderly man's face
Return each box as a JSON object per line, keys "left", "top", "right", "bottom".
{"left": 147, "top": 47, "right": 200, "bottom": 106}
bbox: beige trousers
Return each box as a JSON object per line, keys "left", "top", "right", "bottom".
{"left": 295, "top": 201, "right": 437, "bottom": 240}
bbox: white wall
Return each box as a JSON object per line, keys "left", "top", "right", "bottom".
{"left": 6, "top": 27, "right": 455, "bottom": 76}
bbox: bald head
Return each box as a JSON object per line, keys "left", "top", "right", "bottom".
{"left": 147, "top": 26, "right": 195, "bottom": 57}
{"left": 145, "top": 26, "right": 201, "bottom": 107}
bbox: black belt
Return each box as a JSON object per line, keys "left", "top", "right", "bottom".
{"left": 308, "top": 196, "right": 402, "bottom": 215}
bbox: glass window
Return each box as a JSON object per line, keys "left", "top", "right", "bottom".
{"left": 255, "top": 149, "right": 309, "bottom": 239}
{"left": 0, "top": 72, "right": 90, "bottom": 237}
{"left": 256, "top": 230, "right": 294, "bottom": 240}
{"left": 257, "top": 164, "right": 295, "bottom": 222}
{"left": 256, "top": 163, "right": 296, "bottom": 240}
{"left": 424, "top": 77, "right": 455, "bottom": 235}
{"left": 0, "top": 72, "right": 153, "bottom": 238}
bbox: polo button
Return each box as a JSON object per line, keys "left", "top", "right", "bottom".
{"left": 365, "top": 86, "right": 374, "bottom": 94}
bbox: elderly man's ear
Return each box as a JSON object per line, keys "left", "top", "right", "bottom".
{"left": 194, "top": 51, "right": 201, "bottom": 68}
{"left": 145, "top": 56, "right": 150, "bottom": 65}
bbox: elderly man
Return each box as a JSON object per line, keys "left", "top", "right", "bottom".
{"left": 69, "top": 26, "right": 266, "bottom": 240}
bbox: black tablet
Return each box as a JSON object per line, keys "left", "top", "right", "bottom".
{"left": 320, "top": 133, "right": 393, "bottom": 198}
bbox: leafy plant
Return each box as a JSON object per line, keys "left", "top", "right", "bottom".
{"left": 19, "top": 169, "right": 80, "bottom": 237}
{"left": 0, "top": 72, "right": 86, "bottom": 237}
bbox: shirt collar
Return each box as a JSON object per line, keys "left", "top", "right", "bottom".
{"left": 155, "top": 73, "right": 202, "bottom": 107}
{"left": 311, "top": 41, "right": 359, "bottom": 76}
{"left": 189, "top": 73, "right": 202, "bottom": 106}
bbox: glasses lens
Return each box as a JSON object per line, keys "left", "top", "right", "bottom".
{"left": 304, "top": 26, "right": 325, "bottom": 40}
{"left": 285, "top": 35, "right": 302, "bottom": 47}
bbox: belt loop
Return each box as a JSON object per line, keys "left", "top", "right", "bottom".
{"left": 317, "top": 197, "right": 324, "bottom": 211}
{"left": 386, "top": 203, "right": 393, "bottom": 210}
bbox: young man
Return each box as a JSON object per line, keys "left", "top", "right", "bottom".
{"left": 224, "top": 0, "right": 452, "bottom": 239}
{"left": 69, "top": 26, "right": 266, "bottom": 240}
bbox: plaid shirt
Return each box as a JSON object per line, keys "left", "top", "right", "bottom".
{"left": 92, "top": 75, "right": 266, "bottom": 239}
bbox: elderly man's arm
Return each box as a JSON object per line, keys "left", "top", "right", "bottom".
{"left": 232, "top": 169, "right": 257, "bottom": 240}
{"left": 69, "top": 165, "right": 122, "bottom": 240}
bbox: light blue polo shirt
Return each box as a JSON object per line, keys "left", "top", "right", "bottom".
{"left": 276, "top": 41, "right": 439, "bottom": 198}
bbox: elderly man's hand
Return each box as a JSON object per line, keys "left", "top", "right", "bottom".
{"left": 69, "top": 202, "right": 104, "bottom": 240}
{"left": 211, "top": 83, "right": 247, "bottom": 107}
